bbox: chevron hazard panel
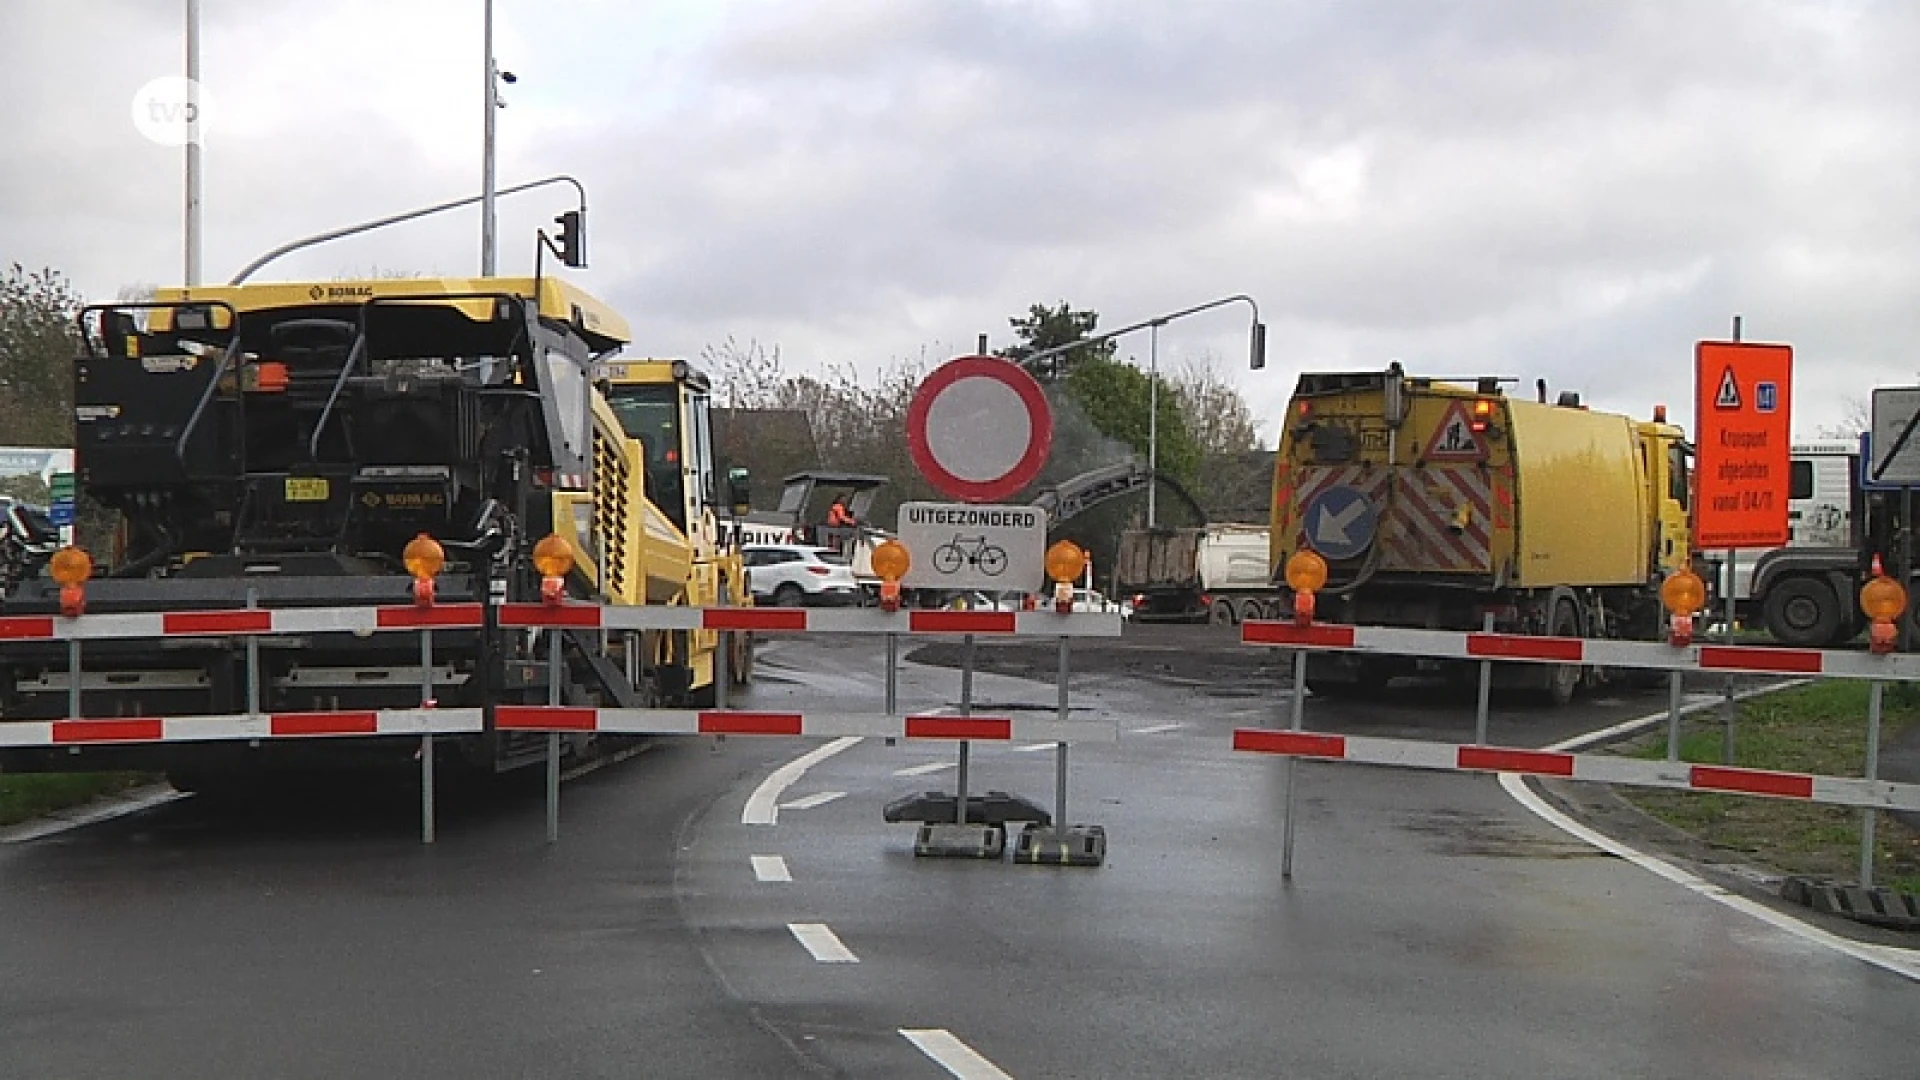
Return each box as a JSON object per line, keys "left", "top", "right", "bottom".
{"left": 1381, "top": 466, "right": 1493, "bottom": 573}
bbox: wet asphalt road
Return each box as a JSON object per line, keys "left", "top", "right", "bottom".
{"left": 0, "top": 627, "right": 1915, "bottom": 1078}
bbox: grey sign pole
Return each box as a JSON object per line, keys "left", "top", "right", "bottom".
{"left": 955, "top": 634, "right": 974, "bottom": 825}
{"left": 1861, "top": 681, "right": 1884, "bottom": 887}
{"left": 1666, "top": 670, "right": 1685, "bottom": 762}
{"left": 1055, "top": 636, "right": 1071, "bottom": 828}
{"left": 1474, "top": 611, "right": 1494, "bottom": 745}
{"left": 1721, "top": 549, "right": 1737, "bottom": 765}
{"left": 421, "top": 628, "right": 436, "bottom": 845}
{"left": 1281, "top": 649, "right": 1308, "bottom": 880}
{"left": 546, "top": 632, "right": 562, "bottom": 844}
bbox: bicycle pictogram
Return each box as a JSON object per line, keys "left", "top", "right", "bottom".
{"left": 932, "top": 534, "right": 1008, "bottom": 576}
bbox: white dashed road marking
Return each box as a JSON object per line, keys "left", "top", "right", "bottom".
{"left": 893, "top": 761, "right": 955, "bottom": 777}
{"left": 788, "top": 923, "right": 859, "bottom": 963}
{"left": 751, "top": 856, "right": 792, "bottom": 883}
{"left": 900, "top": 1028, "right": 1015, "bottom": 1079}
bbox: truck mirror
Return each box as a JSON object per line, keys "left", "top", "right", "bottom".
{"left": 727, "top": 467, "right": 751, "bottom": 516}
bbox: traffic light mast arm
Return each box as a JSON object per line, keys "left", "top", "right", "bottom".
{"left": 1014, "top": 294, "right": 1267, "bottom": 372}
{"left": 229, "top": 175, "right": 587, "bottom": 284}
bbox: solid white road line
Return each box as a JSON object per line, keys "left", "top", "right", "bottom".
{"left": 751, "top": 855, "right": 792, "bottom": 883}
{"left": 778, "top": 791, "right": 846, "bottom": 811}
{"left": 787, "top": 922, "right": 859, "bottom": 963}
{"left": 1009, "top": 742, "right": 1056, "bottom": 753}
{"left": 899, "top": 1028, "right": 1015, "bottom": 1080}
{"left": 1130, "top": 722, "right": 1185, "bottom": 734}
{"left": 743, "top": 736, "right": 862, "bottom": 825}
{"left": 1502, "top": 679, "right": 1920, "bottom": 984}
{"left": 893, "top": 761, "right": 955, "bottom": 776}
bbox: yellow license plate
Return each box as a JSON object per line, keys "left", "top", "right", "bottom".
{"left": 284, "top": 477, "right": 331, "bottom": 502}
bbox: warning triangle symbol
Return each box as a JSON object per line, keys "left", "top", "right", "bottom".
{"left": 1424, "top": 401, "right": 1487, "bottom": 460}
{"left": 1713, "top": 366, "right": 1741, "bottom": 410}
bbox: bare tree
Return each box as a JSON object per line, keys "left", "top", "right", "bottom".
{"left": 1818, "top": 395, "right": 1883, "bottom": 440}
{"left": 702, "top": 337, "right": 790, "bottom": 409}
{"left": 1171, "top": 354, "right": 1262, "bottom": 454}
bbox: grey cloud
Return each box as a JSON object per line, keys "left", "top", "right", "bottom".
{"left": 6, "top": 0, "right": 1918, "bottom": 440}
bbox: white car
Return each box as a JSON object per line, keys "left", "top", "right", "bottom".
{"left": 1072, "top": 589, "right": 1130, "bottom": 618}
{"left": 743, "top": 544, "right": 862, "bottom": 607}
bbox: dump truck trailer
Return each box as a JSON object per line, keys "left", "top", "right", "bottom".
{"left": 1116, "top": 523, "right": 1273, "bottom": 623}
{"left": 0, "top": 276, "right": 749, "bottom": 785}
{"left": 1272, "top": 364, "right": 1694, "bottom": 703}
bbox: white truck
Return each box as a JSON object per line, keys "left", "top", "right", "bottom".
{"left": 1116, "top": 523, "right": 1276, "bottom": 624}
{"left": 1707, "top": 441, "right": 1857, "bottom": 605}
{"left": 1715, "top": 436, "right": 1920, "bottom": 647}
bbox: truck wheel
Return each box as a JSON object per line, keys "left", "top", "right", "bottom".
{"left": 1210, "top": 598, "right": 1238, "bottom": 626}
{"left": 1762, "top": 577, "right": 1840, "bottom": 647}
{"left": 1542, "top": 602, "right": 1582, "bottom": 707}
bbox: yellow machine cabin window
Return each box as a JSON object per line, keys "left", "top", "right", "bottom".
{"left": 606, "top": 384, "right": 685, "bottom": 529}
{"left": 1667, "top": 443, "right": 1690, "bottom": 509}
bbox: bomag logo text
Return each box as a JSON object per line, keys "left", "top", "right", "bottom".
{"left": 311, "top": 285, "right": 376, "bottom": 300}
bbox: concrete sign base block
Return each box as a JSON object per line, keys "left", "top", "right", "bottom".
{"left": 914, "top": 822, "right": 1006, "bottom": 860}
{"left": 884, "top": 789, "right": 1051, "bottom": 827}
{"left": 1012, "top": 823, "right": 1107, "bottom": 867}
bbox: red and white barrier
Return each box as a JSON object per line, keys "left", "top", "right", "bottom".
{"left": 1243, "top": 621, "right": 1920, "bottom": 681}
{"left": 498, "top": 604, "right": 1123, "bottom": 637}
{"left": 0, "top": 707, "right": 483, "bottom": 748}
{"left": 495, "top": 706, "right": 1117, "bottom": 743}
{"left": 0, "top": 602, "right": 1122, "bottom": 643}
{"left": 0, "top": 604, "right": 483, "bottom": 643}
{"left": 1231, "top": 728, "right": 1920, "bottom": 812}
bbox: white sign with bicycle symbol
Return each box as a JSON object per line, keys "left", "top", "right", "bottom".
{"left": 896, "top": 501, "right": 1046, "bottom": 593}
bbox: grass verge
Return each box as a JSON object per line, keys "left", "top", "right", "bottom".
{"left": 0, "top": 773, "right": 155, "bottom": 828}
{"left": 1615, "top": 680, "right": 1920, "bottom": 895}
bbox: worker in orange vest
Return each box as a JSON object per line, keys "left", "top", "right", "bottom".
{"left": 827, "top": 496, "right": 856, "bottom": 528}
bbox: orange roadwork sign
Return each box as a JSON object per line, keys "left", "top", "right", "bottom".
{"left": 1694, "top": 340, "right": 1792, "bottom": 549}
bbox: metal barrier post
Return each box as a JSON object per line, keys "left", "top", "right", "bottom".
{"left": 955, "top": 634, "right": 973, "bottom": 824}
{"left": 1474, "top": 611, "right": 1494, "bottom": 745}
{"left": 420, "top": 627, "right": 436, "bottom": 845}
{"left": 244, "top": 587, "right": 262, "bottom": 716}
{"left": 546, "top": 630, "right": 562, "bottom": 844}
{"left": 1665, "top": 671, "right": 1684, "bottom": 762}
{"left": 885, "top": 633, "right": 898, "bottom": 717}
{"left": 715, "top": 630, "right": 730, "bottom": 710}
{"left": 66, "top": 639, "right": 81, "bottom": 720}
{"left": 1861, "top": 680, "right": 1884, "bottom": 887}
{"left": 1721, "top": 551, "right": 1737, "bottom": 764}
{"left": 1054, "top": 636, "right": 1070, "bottom": 827}
{"left": 1282, "top": 648, "right": 1308, "bottom": 880}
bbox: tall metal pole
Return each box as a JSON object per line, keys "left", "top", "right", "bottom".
{"left": 184, "top": 0, "right": 202, "bottom": 285}
{"left": 1147, "top": 321, "right": 1159, "bottom": 528}
{"left": 480, "top": 0, "right": 498, "bottom": 276}
{"left": 1721, "top": 314, "right": 1741, "bottom": 765}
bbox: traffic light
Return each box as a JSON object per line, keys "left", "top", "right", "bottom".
{"left": 553, "top": 209, "right": 586, "bottom": 268}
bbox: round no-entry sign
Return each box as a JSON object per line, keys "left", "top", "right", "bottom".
{"left": 906, "top": 355, "right": 1054, "bottom": 503}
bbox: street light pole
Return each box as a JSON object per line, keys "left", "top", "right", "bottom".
{"left": 480, "top": 0, "right": 497, "bottom": 275}
{"left": 184, "top": 0, "right": 202, "bottom": 286}
{"left": 1148, "top": 321, "right": 1160, "bottom": 527}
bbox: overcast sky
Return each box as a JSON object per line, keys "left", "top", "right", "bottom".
{"left": 4, "top": 0, "right": 1916, "bottom": 445}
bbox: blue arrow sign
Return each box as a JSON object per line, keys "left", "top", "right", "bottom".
{"left": 1305, "top": 485, "right": 1378, "bottom": 561}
